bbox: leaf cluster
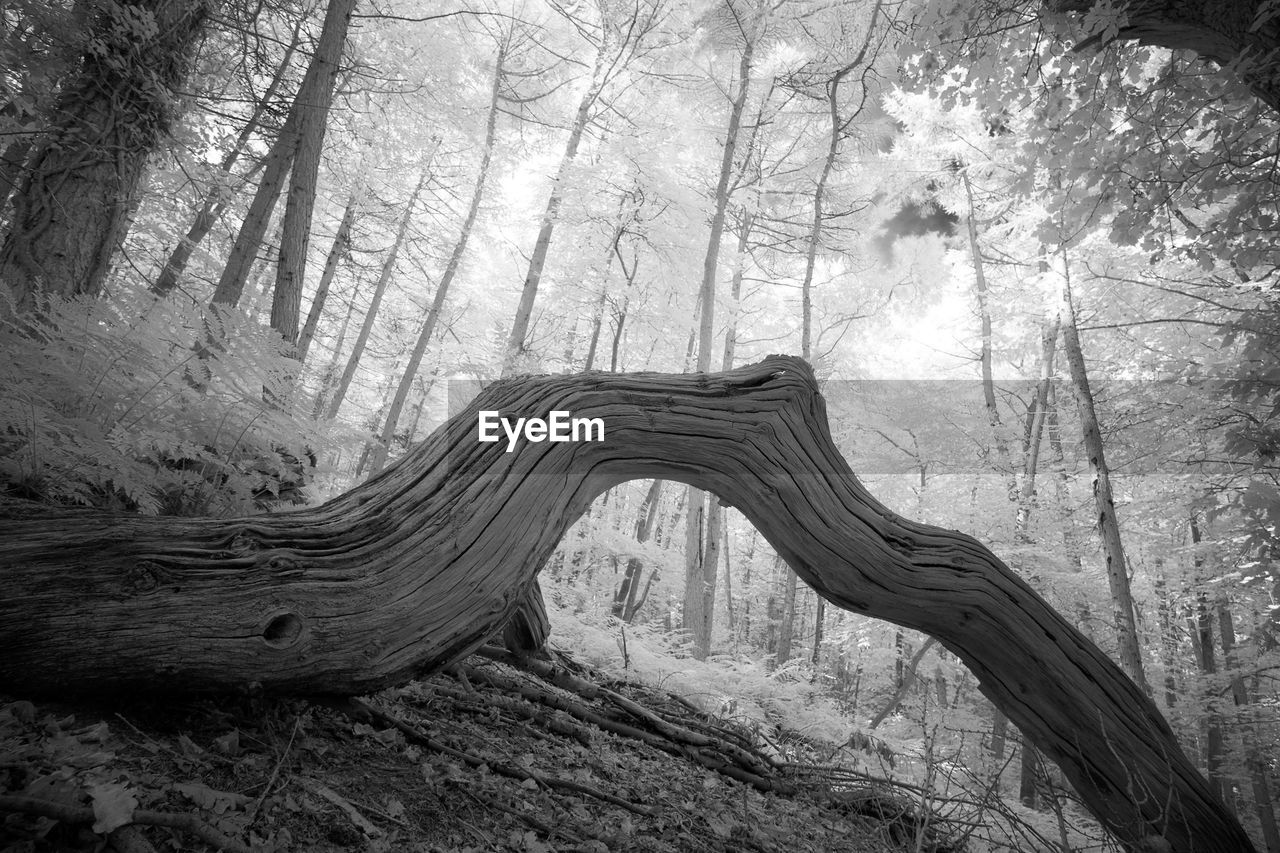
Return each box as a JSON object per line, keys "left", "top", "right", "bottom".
{"left": 0, "top": 292, "right": 326, "bottom": 517}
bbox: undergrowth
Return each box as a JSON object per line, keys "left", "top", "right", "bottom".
{"left": 0, "top": 292, "right": 329, "bottom": 517}
{"left": 541, "top": 601, "right": 1122, "bottom": 853}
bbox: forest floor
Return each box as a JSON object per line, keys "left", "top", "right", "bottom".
{"left": 0, "top": 647, "right": 955, "bottom": 853}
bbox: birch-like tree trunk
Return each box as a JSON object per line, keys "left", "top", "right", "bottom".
{"left": 324, "top": 171, "right": 429, "bottom": 420}
{"left": 1060, "top": 262, "right": 1150, "bottom": 695}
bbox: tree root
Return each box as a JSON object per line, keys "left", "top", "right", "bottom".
{"left": 343, "top": 697, "right": 656, "bottom": 816}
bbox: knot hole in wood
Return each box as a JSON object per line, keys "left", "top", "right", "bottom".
{"left": 261, "top": 611, "right": 303, "bottom": 648}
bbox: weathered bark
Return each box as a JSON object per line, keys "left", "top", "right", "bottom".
{"left": 0, "top": 356, "right": 1254, "bottom": 852}
{"left": 270, "top": 0, "right": 355, "bottom": 345}
{"left": 151, "top": 14, "right": 304, "bottom": 297}
{"left": 296, "top": 189, "right": 359, "bottom": 364}
{"left": 0, "top": 0, "right": 213, "bottom": 313}
{"left": 1061, "top": 267, "right": 1150, "bottom": 694}
{"left": 368, "top": 46, "right": 506, "bottom": 474}
{"left": 324, "top": 171, "right": 428, "bottom": 419}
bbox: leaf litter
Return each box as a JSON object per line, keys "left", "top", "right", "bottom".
{"left": 1, "top": 648, "right": 953, "bottom": 852}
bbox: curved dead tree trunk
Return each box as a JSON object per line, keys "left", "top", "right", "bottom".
{"left": 0, "top": 356, "right": 1252, "bottom": 853}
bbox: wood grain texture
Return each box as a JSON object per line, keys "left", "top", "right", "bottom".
{"left": 0, "top": 356, "right": 1253, "bottom": 852}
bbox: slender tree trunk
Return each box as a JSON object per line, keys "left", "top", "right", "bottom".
{"left": 0, "top": 0, "right": 213, "bottom": 313}
{"left": 270, "top": 0, "right": 356, "bottom": 346}
{"left": 797, "top": 1, "right": 880, "bottom": 359}
{"left": 990, "top": 710, "right": 1008, "bottom": 762}
{"left": 212, "top": 0, "right": 355, "bottom": 310}
{"left": 297, "top": 189, "right": 359, "bottom": 363}
{"left": 1188, "top": 514, "right": 1227, "bottom": 803}
{"left": 583, "top": 287, "right": 609, "bottom": 371}
{"left": 311, "top": 279, "right": 362, "bottom": 419}
{"left": 1218, "top": 603, "right": 1280, "bottom": 850}
{"left": 722, "top": 524, "right": 736, "bottom": 638}
{"left": 325, "top": 171, "right": 428, "bottom": 419}
{"left": 1060, "top": 263, "right": 1150, "bottom": 695}
{"left": 367, "top": 48, "right": 506, "bottom": 474}
{"left": 1153, "top": 564, "right": 1181, "bottom": 711}
{"left": 1020, "top": 736, "right": 1039, "bottom": 808}
{"left": 1045, "top": 384, "right": 1084, "bottom": 574}
{"left": 775, "top": 566, "right": 798, "bottom": 666}
{"left": 152, "top": 14, "right": 304, "bottom": 297}
{"left": 868, "top": 637, "right": 938, "bottom": 729}
{"left": 690, "top": 38, "right": 756, "bottom": 661}
{"left": 608, "top": 243, "right": 639, "bottom": 372}
{"left": 1008, "top": 317, "right": 1059, "bottom": 805}
{"left": 211, "top": 109, "right": 297, "bottom": 308}
{"left": 613, "top": 479, "right": 663, "bottom": 620}
{"left": 501, "top": 36, "right": 613, "bottom": 375}
{"left": 1015, "top": 317, "right": 1059, "bottom": 538}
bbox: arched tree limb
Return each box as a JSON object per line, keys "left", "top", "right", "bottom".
{"left": 0, "top": 356, "right": 1253, "bottom": 852}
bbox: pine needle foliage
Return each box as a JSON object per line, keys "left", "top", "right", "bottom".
{"left": 0, "top": 291, "right": 327, "bottom": 517}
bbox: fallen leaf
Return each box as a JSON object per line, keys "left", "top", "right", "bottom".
{"left": 89, "top": 782, "right": 137, "bottom": 834}
{"left": 213, "top": 730, "right": 240, "bottom": 756}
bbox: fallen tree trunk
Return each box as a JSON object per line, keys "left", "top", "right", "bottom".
{"left": 0, "top": 356, "right": 1252, "bottom": 852}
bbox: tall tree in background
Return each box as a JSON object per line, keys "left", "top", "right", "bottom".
{"left": 778, "top": 1, "right": 884, "bottom": 667}
{"left": 498, "top": 0, "right": 666, "bottom": 651}
{"left": 325, "top": 168, "right": 430, "bottom": 419}
{"left": 296, "top": 186, "right": 362, "bottom": 362}
{"left": 368, "top": 41, "right": 510, "bottom": 473}
{"left": 0, "top": 0, "right": 213, "bottom": 313}
{"left": 500, "top": 0, "right": 665, "bottom": 375}
{"left": 683, "top": 0, "right": 763, "bottom": 660}
{"left": 151, "top": 12, "right": 308, "bottom": 297}
{"left": 211, "top": 0, "right": 355, "bottom": 317}
{"left": 1059, "top": 258, "right": 1150, "bottom": 695}
{"left": 271, "top": 0, "right": 356, "bottom": 345}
